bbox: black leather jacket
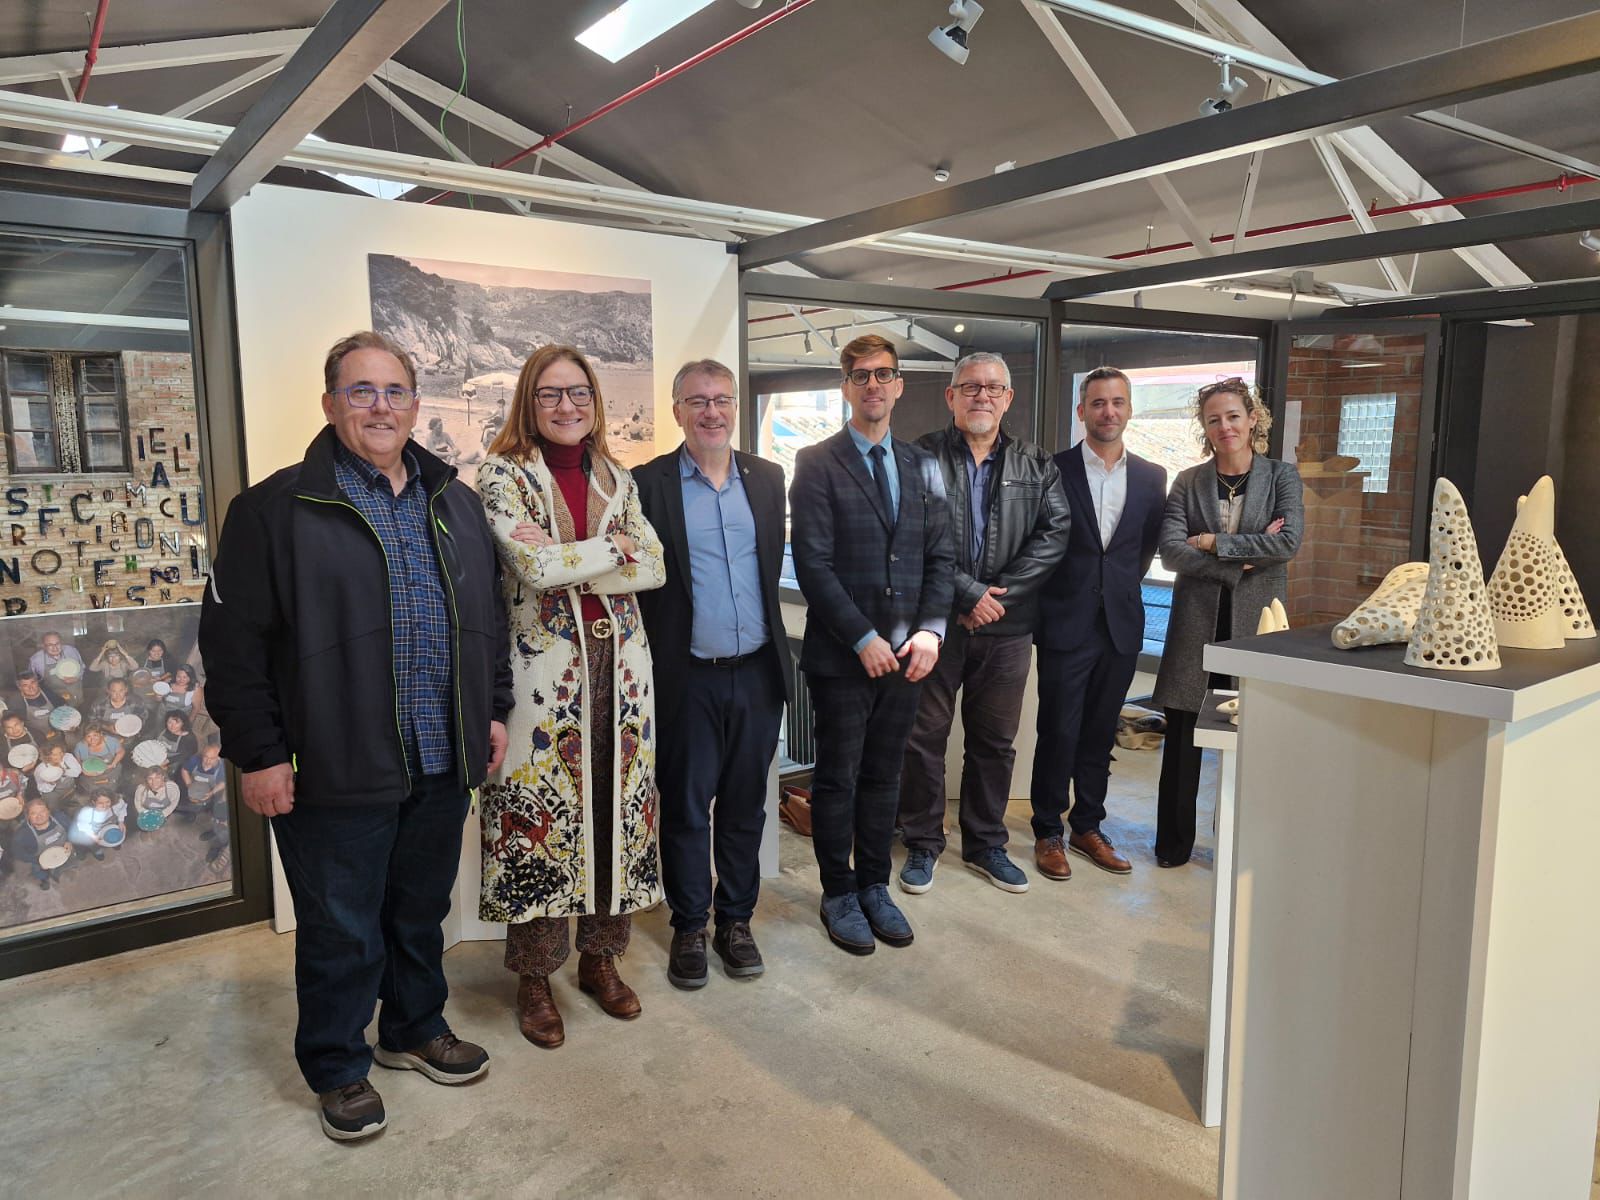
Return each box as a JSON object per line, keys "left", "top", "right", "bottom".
{"left": 915, "top": 425, "right": 1071, "bottom": 638}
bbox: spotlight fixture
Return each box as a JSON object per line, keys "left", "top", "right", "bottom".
{"left": 1580, "top": 230, "right": 1600, "bottom": 254}
{"left": 929, "top": 0, "right": 984, "bottom": 66}
{"left": 1199, "top": 54, "right": 1249, "bottom": 116}
{"left": 933, "top": 163, "right": 951, "bottom": 183}
{"left": 803, "top": 332, "right": 813, "bottom": 355}
{"left": 732, "top": 0, "right": 764, "bottom": 8}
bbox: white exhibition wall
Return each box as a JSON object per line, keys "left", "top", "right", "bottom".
{"left": 229, "top": 187, "right": 738, "bottom": 936}
{"left": 230, "top": 184, "right": 736, "bottom": 482}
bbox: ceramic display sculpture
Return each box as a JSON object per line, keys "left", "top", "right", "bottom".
{"left": 1551, "top": 539, "right": 1595, "bottom": 639}
{"left": 1331, "top": 562, "right": 1430, "bottom": 649}
{"left": 1270, "top": 598, "right": 1289, "bottom": 630}
{"left": 1254, "top": 599, "right": 1290, "bottom": 635}
{"left": 1405, "top": 478, "right": 1500, "bottom": 671}
{"left": 1487, "top": 476, "right": 1567, "bottom": 650}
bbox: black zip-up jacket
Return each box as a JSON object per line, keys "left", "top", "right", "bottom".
{"left": 198, "top": 426, "right": 513, "bottom": 805}
{"left": 915, "top": 424, "right": 1072, "bottom": 638}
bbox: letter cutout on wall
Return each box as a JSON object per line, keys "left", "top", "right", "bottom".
{"left": 1332, "top": 562, "right": 1430, "bottom": 649}
{"left": 1486, "top": 476, "right": 1567, "bottom": 650}
{"left": 1405, "top": 479, "right": 1500, "bottom": 671}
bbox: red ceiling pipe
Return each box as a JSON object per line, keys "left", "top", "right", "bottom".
{"left": 74, "top": 0, "right": 112, "bottom": 102}
{"left": 423, "top": 0, "right": 818, "bottom": 205}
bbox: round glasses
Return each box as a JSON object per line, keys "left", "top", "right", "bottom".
{"left": 332, "top": 384, "right": 417, "bottom": 409}
{"left": 534, "top": 386, "right": 595, "bottom": 408}
{"left": 845, "top": 367, "right": 902, "bottom": 386}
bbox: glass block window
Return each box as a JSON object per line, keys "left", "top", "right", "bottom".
{"left": 1337, "top": 393, "right": 1397, "bottom": 493}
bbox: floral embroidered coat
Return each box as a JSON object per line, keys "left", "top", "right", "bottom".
{"left": 476, "top": 449, "right": 666, "bottom": 922}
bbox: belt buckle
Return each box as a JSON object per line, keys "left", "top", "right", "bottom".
{"left": 590, "top": 617, "right": 613, "bottom": 639}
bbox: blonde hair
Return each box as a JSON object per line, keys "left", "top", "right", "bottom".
{"left": 1195, "top": 377, "right": 1272, "bottom": 456}
{"left": 489, "top": 344, "right": 616, "bottom": 465}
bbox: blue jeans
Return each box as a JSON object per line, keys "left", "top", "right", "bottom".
{"left": 271, "top": 773, "right": 469, "bottom": 1093}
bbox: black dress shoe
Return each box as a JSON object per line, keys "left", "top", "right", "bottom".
{"left": 1155, "top": 856, "right": 1190, "bottom": 869}
{"left": 668, "top": 928, "right": 708, "bottom": 990}
{"left": 712, "top": 921, "right": 765, "bottom": 978}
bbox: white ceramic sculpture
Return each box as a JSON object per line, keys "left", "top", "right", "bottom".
{"left": 1255, "top": 599, "right": 1290, "bottom": 635}
{"left": 1332, "top": 562, "right": 1430, "bottom": 649}
{"left": 1405, "top": 478, "right": 1500, "bottom": 671}
{"left": 1487, "top": 476, "right": 1566, "bottom": 650}
{"left": 1270, "top": 598, "right": 1289, "bottom": 630}
{"left": 1551, "top": 538, "right": 1595, "bottom": 639}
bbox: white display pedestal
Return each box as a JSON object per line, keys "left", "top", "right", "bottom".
{"left": 1192, "top": 689, "right": 1238, "bottom": 1131}
{"left": 1206, "top": 626, "right": 1600, "bottom": 1200}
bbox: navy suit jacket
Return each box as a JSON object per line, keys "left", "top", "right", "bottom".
{"left": 790, "top": 427, "right": 955, "bottom": 678}
{"left": 1035, "top": 443, "right": 1166, "bottom": 657}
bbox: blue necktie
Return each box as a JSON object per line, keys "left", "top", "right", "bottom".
{"left": 868, "top": 443, "right": 896, "bottom": 531}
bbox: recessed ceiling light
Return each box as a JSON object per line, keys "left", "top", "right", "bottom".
{"left": 953, "top": 323, "right": 966, "bottom": 333}
{"left": 576, "top": 0, "right": 717, "bottom": 63}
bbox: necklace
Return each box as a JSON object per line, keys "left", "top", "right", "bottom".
{"left": 1218, "top": 471, "right": 1248, "bottom": 501}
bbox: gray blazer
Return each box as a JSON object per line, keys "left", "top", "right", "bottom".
{"left": 1150, "top": 455, "right": 1304, "bottom": 712}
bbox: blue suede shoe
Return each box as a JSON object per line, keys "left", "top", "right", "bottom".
{"left": 819, "top": 892, "right": 875, "bottom": 955}
{"left": 858, "top": 883, "right": 914, "bottom": 946}
{"left": 966, "top": 847, "right": 1030, "bottom": 893}
{"left": 898, "top": 847, "right": 936, "bottom": 895}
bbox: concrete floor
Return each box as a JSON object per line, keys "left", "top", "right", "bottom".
{"left": 2, "top": 742, "right": 1595, "bottom": 1199}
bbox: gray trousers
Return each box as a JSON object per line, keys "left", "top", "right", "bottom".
{"left": 897, "top": 628, "right": 1033, "bottom": 859}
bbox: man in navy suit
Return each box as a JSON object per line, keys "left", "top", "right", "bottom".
{"left": 1030, "top": 367, "right": 1166, "bottom": 879}
{"left": 790, "top": 334, "right": 955, "bottom": 955}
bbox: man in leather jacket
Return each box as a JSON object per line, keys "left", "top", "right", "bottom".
{"left": 897, "top": 352, "right": 1070, "bottom": 896}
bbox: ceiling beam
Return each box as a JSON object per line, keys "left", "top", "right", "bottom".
{"left": 1308, "top": 137, "right": 1407, "bottom": 292}
{"left": 738, "top": 10, "right": 1600, "bottom": 269}
{"left": 92, "top": 54, "right": 290, "bottom": 162}
{"left": 189, "top": 0, "right": 449, "bottom": 212}
{"left": 0, "top": 29, "right": 310, "bottom": 86}
{"left": 1023, "top": 0, "right": 1215, "bottom": 256}
{"left": 1042, "top": 196, "right": 1600, "bottom": 299}
{"left": 362, "top": 76, "right": 530, "bottom": 216}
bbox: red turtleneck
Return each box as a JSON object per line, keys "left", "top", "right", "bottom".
{"left": 543, "top": 440, "right": 606, "bottom": 621}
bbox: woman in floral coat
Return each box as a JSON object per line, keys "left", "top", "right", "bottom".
{"left": 477, "top": 344, "right": 666, "bottom": 1048}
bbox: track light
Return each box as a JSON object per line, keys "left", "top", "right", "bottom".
{"left": 1199, "top": 54, "right": 1249, "bottom": 115}
{"left": 929, "top": 0, "right": 984, "bottom": 66}
{"left": 1580, "top": 230, "right": 1600, "bottom": 254}
{"left": 803, "top": 332, "right": 813, "bottom": 355}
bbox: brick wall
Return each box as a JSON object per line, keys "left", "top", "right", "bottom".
{"left": 1286, "top": 334, "right": 1426, "bottom": 625}
{"left": 0, "top": 350, "right": 208, "bottom": 617}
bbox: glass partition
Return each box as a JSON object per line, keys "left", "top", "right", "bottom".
{"left": 0, "top": 229, "right": 233, "bottom": 946}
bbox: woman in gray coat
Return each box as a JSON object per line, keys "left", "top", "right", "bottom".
{"left": 1150, "top": 378, "right": 1303, "bottom": 866}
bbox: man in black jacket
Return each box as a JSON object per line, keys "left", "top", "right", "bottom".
{"left": 1031, "top": 366, "right": 1166, "bottom": 880}
{"left": 898, "top": 352, "right": 1071, "bottom": 896}
{"left": 791, "top": 334, "right": 954, "bottom": 955}
{"left": 199, "top": 331, "right": 512, "bottom": 1143}
{"left": 636, "top": 359, "right": 791, "bottom": 990}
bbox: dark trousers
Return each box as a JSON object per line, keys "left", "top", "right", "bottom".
{"left": 807, "top": 670, "right": 922, "bottom": 897}
{"left": 1030, "top": 613, "right": 1140, "bottom": 840}
{"left": 271, "top": 772, "right": 469, "bottom": 1094}
{"left": 1155, "top": 707, "right": 1202, "bottom": 863}
{"left": 898, "top": 628, "right": 1032, "bottom": 859}
{"left": 658, "top": 655, "right": 785, "bottom": 932}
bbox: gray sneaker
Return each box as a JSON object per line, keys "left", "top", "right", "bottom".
{"left": 898, "top": 847, "right": 936, "bottom": 894}
{"left": 966, "top": 847, "right": 1030, "bottom": 893}
{"left": 819, "top": 892, "right": 875, "bottom": 955}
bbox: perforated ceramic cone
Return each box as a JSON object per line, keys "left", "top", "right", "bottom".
{"left": 1550, "top": 538, "right": 1595, "bottom": 639}
{"left": 1487, "top": 475, "right": 1566, "bottom": 650}
{"left": 1270, "top": 598, "right": 1289, "bottom": 631}
{"left": 1256, "top": 606, "right": 1277, "bottom": 635}
{"left": 1405, "top": 478, "right": 1500, "bottom": 671}
{"left": 1332, "top": 562, "right": 1429, "bottom": 649}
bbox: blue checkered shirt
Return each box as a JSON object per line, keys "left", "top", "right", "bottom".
{"left": 333, "top": 442, "right": 455, "bottom": 778}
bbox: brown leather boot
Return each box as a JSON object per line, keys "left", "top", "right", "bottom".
{"left": 516, "top": 975, "right": 565, "bottom": 1048}
{"left": 578, "top": 952, "right": 642, "bottom": 1020}
{"left": 1034, "top": 836, "right": 1072, "bottom": 881}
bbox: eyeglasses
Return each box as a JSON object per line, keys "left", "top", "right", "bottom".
{"left": 533, "top": 386, "right": 595, "bottom": 408}
{"left": 332, "top": 384, "right": 418, "bottom": 409}
{"left": 678, "top": 394, "right": 735, "bottom": 412}
{"left": 845, "top": 367, "right": 902, "bottom": 386}
{"left": 954, "top": 382, "right": 1010, "bottom": 398}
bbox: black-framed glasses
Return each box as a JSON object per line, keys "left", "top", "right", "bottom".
{"left": 332, "top": 384, "right": 417, "bottom": 409}
{"left": 845, "top": 367, "right": 901, "bottom": 386}
{"left": 678, "top": 394, "right": 735, "bottom": 412}
{"left": 534, "top": 386, "right": 595, "bottom": 408}
{"left": 954, "top": 381, "right": 1010, "bottom": 398}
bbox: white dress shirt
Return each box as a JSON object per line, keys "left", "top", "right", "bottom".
{"left": 1081, "top": 438, "right": 1128, "bottom": 546}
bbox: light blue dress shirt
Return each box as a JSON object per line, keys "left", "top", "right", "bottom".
{"left": 680, "top": 448, "right": 770, "bottom": 660}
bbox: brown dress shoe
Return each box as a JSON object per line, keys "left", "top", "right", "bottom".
{"left": 1034, "top": 836, "right": 1072, "bottom": 881}
{"left": 1068, "top": 829, "right": 1133, "bottom": 875}
{"left": 779, "top": 787, "right": 813, "bottom": 838}
{"left": 516, "top": 975, "right": 565, "bottom": 1048}
{"left": 578, "top": 952, "right": 642, "bottom": 1020}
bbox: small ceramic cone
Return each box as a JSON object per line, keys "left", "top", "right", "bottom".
{"left": 1256, "top": 606, "right": 1276, "bottom": 635}
{"left": 1405, "top": 478, "right": 1500, "bottom": 671}
{"left": 1487, "top": 475, "right": 1566, "bottom": 649}
{"left": 1270, "top": 598, "right": 1289, "bottom": 631}
{"left": 1332, "top": 562, "right": 1429, "bottom": 649}
{"left": 1550, "top": 538, "right": 1595, "bottom": 639}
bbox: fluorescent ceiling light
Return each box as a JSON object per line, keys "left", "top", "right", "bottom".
{"left": 63, "top": 105, "right": 116, "bottom": 153}
{"left": 576, "top": 0, "right": 716, "bottom": 63}
{"left": 306, "top": 132, "right": 411, "bottom": 200}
